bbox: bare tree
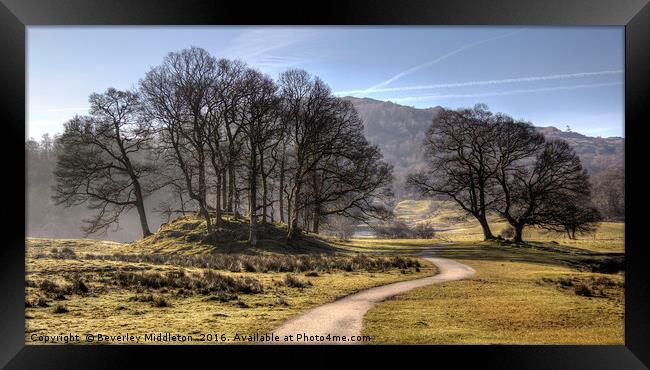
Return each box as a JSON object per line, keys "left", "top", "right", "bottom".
{"left": 140, "top": 47, "right": 218, "bottom": 234}
{"left": 591, "top": 167, "right": 625, "bottom": 220}
{"left": 303, "top": 128, "right": 394, "bottom": 233}
{"left": 279, "top": 69, "right": 392, "bottom": 239}
{"left": 50, "top": 48, "right": 400, "bottom": 245}
{"left": 213, "top": 59, "right": 248, "bottom": 216}
{"left": 496, "top": 139, "right": 592, "bottom": 243}
{"left": 235, "top": 69, "right": 282, "bottom": 245}
{"left": 279, "top": 69, "right": 335, "bottom": 239}
{"left": 407, "top": 104, "right": 500, "bottom": 240}
{"left": 543, "top": 194, "right": 601, "bottom": 239}
{"left": 53, "top": 88, "right": 156, "bottom": 237}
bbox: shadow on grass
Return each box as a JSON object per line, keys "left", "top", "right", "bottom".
{"left": 429, "top": 240, "right": 624, "bottom": 271}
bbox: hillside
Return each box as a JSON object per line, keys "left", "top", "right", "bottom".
{"left": 346, "top": 97, "right": 624, "bottom": 197}
{"left": 130, "top": 214, "right": 336, "bottom": 255}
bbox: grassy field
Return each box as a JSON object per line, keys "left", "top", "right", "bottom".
{"left": 26, "top": 201, "right": 625, "bottom": 345}
{"left": 363, "top": 256, "right": 623, "bottom": 344}
{"left": 359, "top": 200, "right": 624, "bottom": 344}
{"left": 394, "top": 199, "right": 624, "bottom": 253}
{"left": 25, "top": 216, "right": 434, "bottom": 345}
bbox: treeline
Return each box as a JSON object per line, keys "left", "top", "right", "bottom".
{"left": 49, "top": 47, "right": 393, "bottom": 245}
{"left": 408, "top": 104, "right": 603, "bottom": 243}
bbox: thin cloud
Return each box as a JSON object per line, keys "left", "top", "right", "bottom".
{"left": 335, "top": 70, "right": 623, "bottom": 95}
{"left": 389, "top": 82, "right": 623, "bottom": 103}
{"left": 363, "top": 29, "right": 525, "bottom": 93}
{"left": 224, "top": 29, "right": 312, "bottom": 58}
{"left": 222, "top": 28, "right": 318, "bottom": 70}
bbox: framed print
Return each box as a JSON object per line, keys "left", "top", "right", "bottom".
{"left": 2, "top": 0, "right": 649, "bottom": 368}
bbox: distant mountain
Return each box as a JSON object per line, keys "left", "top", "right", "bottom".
{"left": 345, "top": 97, "right": 624, "bottom": 197}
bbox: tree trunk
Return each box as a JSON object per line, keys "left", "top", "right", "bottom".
{"left": 227, "top": 165, "right": 235, "bottom": 213}
{"left": 198, "top": 159, "right": 213, "bottom": 234}
{"left": 312, "top": 207, "right": 320, "bottom": 234}
{"left": 199, "top": 203, "right": 213, "bottom": 235}
{"left": 513, "top": 224, "right": 524, "bottom": 243}
{"left": 478, "top": 215, "right": 495, "bottom": 240}
{"left": 221, "top": 172, "right": 227, "bottom": 212}
{"left": 134, "top": 190, "right": 151, "bottom": 237}
{"left": 214, "top": 172, "right": 222, "bottom": 226}
{"left": 234, "top": 189, "right": 240, "bottom": 219}
{"left": 261, "top": 153, "right": 267, "bottom": 224}
{"left": 287, "top": 183, "right": 301, "bottom": 240}
{"left": 248, "top": 146, "right": 258, "bottom": 246}
{"left": 286, "top": 195, "right": 292, "bottom": 230}
{"left": 279, "top": 155, "right": 285, "bottom": 223}
{"left": 288, "top": 216, "right": 298, "bottom": 239}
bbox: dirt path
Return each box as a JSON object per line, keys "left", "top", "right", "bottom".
{"left": 263, "top": 249, "right": 475, "bottom": 344}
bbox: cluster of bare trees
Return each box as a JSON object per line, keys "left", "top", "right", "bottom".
{"left": 53, "top": 47, "right": 393, "bottom": 245}
{"left": 408, "top": 104, "right": 601, "bottom": 243}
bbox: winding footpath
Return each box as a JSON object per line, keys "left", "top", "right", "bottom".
{"left": 263, "top": 248, "right": 476, "bottom": 344}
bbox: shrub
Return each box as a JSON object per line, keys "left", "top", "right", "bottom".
{"left": 36, "top": 297, "right": 49, "bottom": 307}
{"left": 114, "top": 269, "right": 262, "bottom": 295}
{"left": 375, "top": 220, "right": 435, "bottom": 239}
{"left": 88, "top": 251, "right": 420, "bottom": 274}
{"left": 499, "top": 225, "right": 515, "bottom": 239}
{"left": 50, "top": 247, "right": 77, "bottom": 259}
{"left": 275, "top": 296, "right": 289, "bottom": 306}
{"left": 70, "top": 276, "right": 89, "bottom": 294}
{"left": 129, "top": 294, "right": 155, "bottom": 302}
{"left": 205, "top": 292, "right": 238, "bottom": 302}
{"left": 151, "top": 296, "right": 171, "bottom": 308}
{"left": 39, "top": 280, "right": 67, "bottom": 297}
{"left": 574, "top": 283, "right": 595, "bottom": 297}
{"left": 283, "top": 274, "right": 308, "bottom": 288}
{"left": 375, "top": 221, "right": 412, "bottom": 239}
{"left": 412, "top": 223, "right": 436, "bottom": 239}
{"left": 52, "top": 304, "right": 69, "bottom": 314}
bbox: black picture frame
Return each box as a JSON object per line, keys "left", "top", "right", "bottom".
{"left": 2, "top": 0, "right": 649, "bottom": 368}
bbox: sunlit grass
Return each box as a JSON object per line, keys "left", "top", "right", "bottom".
{"left": 363, "top": 257, "right": 624, "bottom": 344}
{"left": 25, "top": 200, "right": 625, "bottom": 345}
{"left": 392, "top": 199, "right": 624, "bottom": 253}
{"left": 25, "top": 237, "right": 435, "bottom": 345}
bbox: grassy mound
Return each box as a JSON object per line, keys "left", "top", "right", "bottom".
{"left": 130, "top": 214, "right": 339, "bottom": 255}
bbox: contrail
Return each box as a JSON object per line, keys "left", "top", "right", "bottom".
{"left": 363, "top": 29, "right": 526, "bottom": 93}
{"left": 389, "top": 82, "right": 623, "bottom": 103}
{"left": 335, "top": 70, "right": 623, "bottom": 95}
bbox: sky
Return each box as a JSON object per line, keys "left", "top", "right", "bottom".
{"left": 27, "top": 26, "right": 624, "bottom": 139}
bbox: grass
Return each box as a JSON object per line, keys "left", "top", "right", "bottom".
{"left": 26, "top": 201, "right": 624, "bottom": 345}
{"left": 393, "top": 199, "right": 624, "bottom": 254}
{"left": 353, "top": 199, "right": 624, "bottom": 344}
{"left": 129, "top": 214, "right": 339, "bottom": 255}
{"left": 362, "top": 257, "right": 623, "bottom": 344}
{"left": 25, "top": 254, "right": 433, "bottom": 344}
{"left": 25, "top": 216, "right": 435, "bottom": 344}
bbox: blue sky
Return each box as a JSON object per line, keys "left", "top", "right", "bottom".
{"left": 27, "top": 26, "right": 624, "bottom": 139}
